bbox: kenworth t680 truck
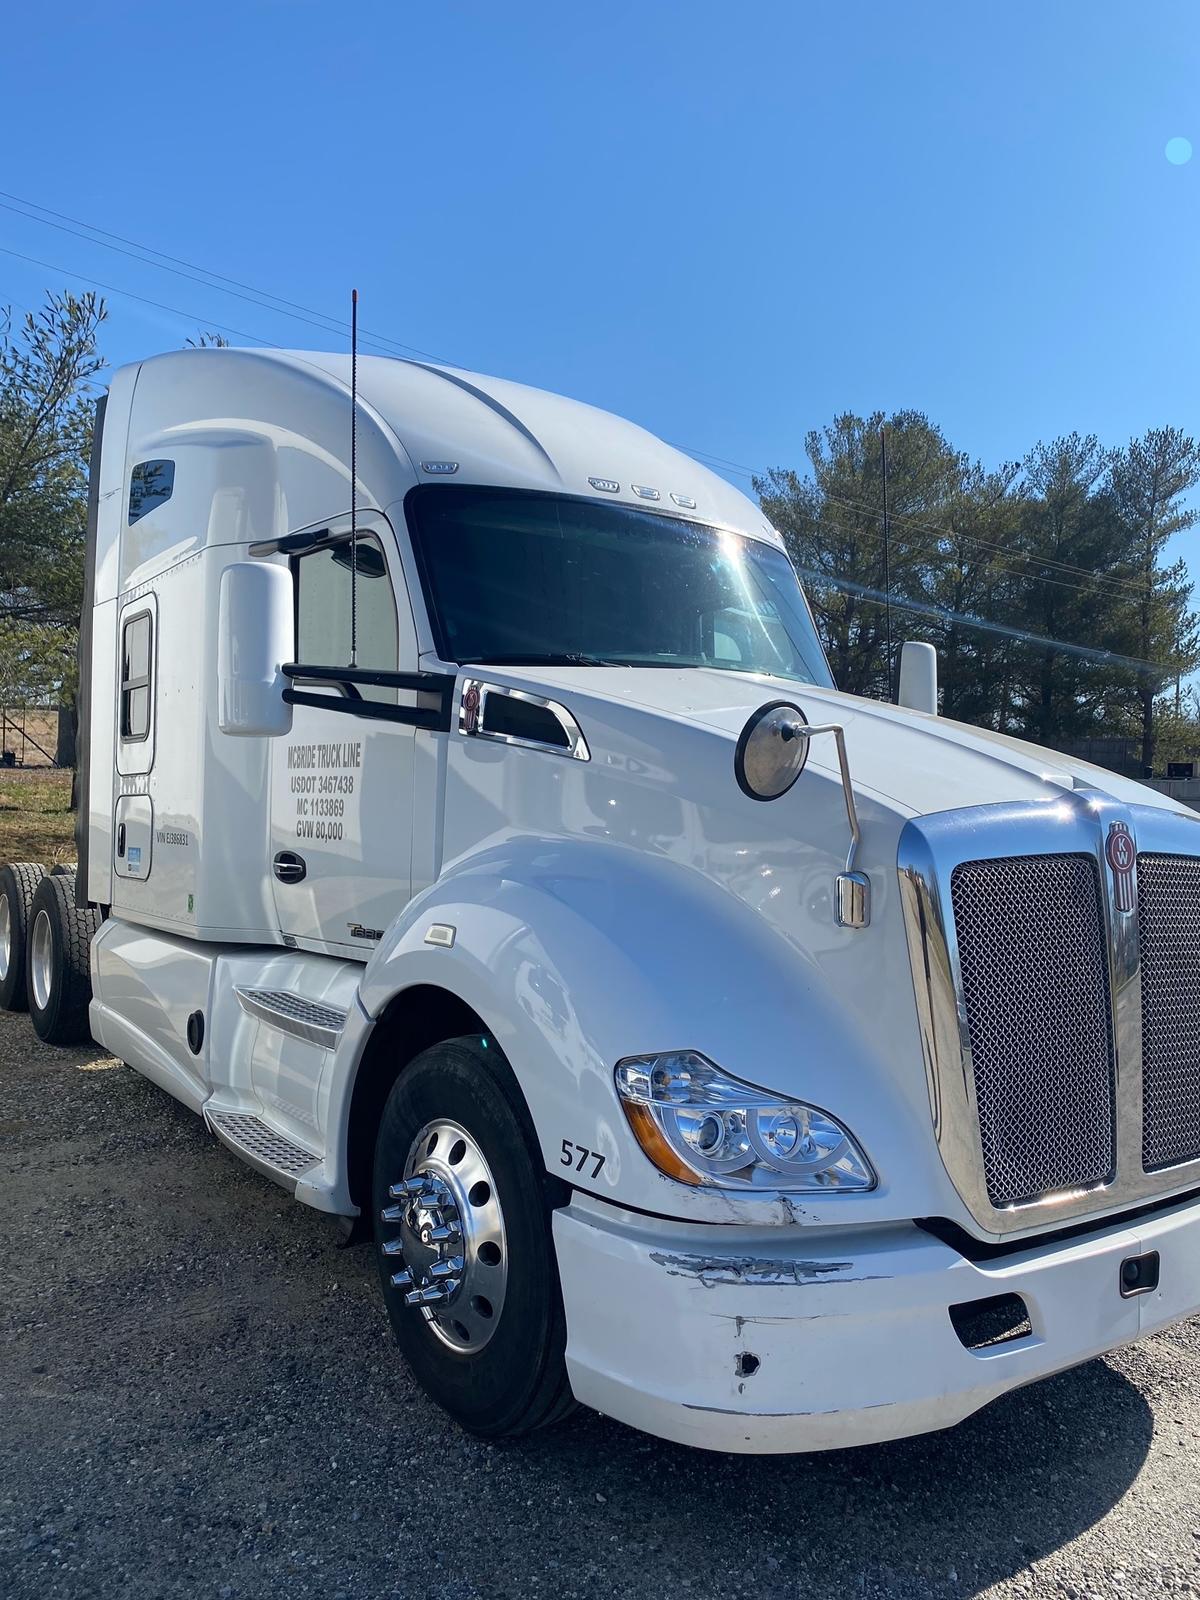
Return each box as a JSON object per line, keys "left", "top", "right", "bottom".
{"left": 3, "top": 346, "right": 1199, "bottom": 1452}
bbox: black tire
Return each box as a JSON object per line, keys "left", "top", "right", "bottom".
{"left": 27, "top": 871, "right": 100, "bottom": 1045}
{"left": 0, "top": 862, "right": 47, "bottom": 1012}
{"left": 373, "top": 1035, "right": 577, "bottom": 1439}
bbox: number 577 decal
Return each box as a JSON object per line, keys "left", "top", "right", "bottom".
{"left": 560, "top": 1139, "right": 605, "bottom": 1179}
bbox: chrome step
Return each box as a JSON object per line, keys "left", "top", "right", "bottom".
{"left": 208, "top": 1110, "right": 319, "bottom": 1184}
{"left": 234, "top": 986, "right": 347, "bottom": 1049}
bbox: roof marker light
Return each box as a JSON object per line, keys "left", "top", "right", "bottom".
{"left": 588, "top": 476, "right": 620, "bottom": 493}
{"left": 671, "top": 492, "right": 697, "bottom": 509}
{"left": 421, "top": 460, "right": 459, "bottom": 475}
{"left": 632, "top": 484, "right": 660, "bottom": 500}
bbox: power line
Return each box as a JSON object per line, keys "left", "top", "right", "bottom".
{"left": 0, "top": 245, "right": 279, "bottom": 347}
{"left": 795, "top": 564, "right": 1173, "bottom": 680}
{"left": 790, "top": 489, "right": 1145, "bottom": 608}
{"left": 820, "top": 487, "right": 1155, "bottom": 599}
{"left": 0, "top": 188, "right": 451, "bottom": 364}
{"left": 817, "top": 492, "right": 1151, "bottom": 603}
{"left": 2, "top": 193, "right": 1176, "bottom": 629}
{"left": 0, "top": 198, "right": 355, "bottom": 344}
{"left": 674, "top": 438, "right": 1155, "bottom": 601}
{"left": 3, "top": 231, "right": 1147, "bottom": 615}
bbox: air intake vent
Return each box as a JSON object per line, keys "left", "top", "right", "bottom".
{"left": 951, "top": 854, "right": 1116, "bottom": 1207}
{"left": 1138, "top": 854, "right": 1200, "bottom": 1171}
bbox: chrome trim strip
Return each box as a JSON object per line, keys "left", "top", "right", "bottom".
{"left": 898, "top": 793, "right": 1200, "bottom": 1240}
{"left": 234, "top": 986, "right": 347, "bottom": 1050}
{"left": 458, "top": 679, "right": 591, "bottom": 762}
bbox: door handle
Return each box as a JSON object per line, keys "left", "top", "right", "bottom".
{"left": 273, "top": 850, "right": 307, "bottom": 884}
{"left": 117, "top": 822, "right": 126, "bottom": 859}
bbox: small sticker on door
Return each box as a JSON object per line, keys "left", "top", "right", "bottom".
{"left": 128, "top": 846, "right": 142, "bottom": 873}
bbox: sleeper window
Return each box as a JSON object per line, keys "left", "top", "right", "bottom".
{"left": 128, "top": 460, "right": 175, "bottom": 524}
{"left": 120, "top": 612, "right": 153, "bottom": 741}
{"left": 294, "top": 536, "right": 399, "bottom": 703}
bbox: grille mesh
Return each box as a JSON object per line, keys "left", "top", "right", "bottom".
{"left": 1138, "top": 854, "right": 1200, "bottom": 1171}
{"left": 951, "top": 854, "right": 1116, "bottom": 1206}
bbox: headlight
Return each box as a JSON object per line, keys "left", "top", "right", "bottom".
{"left": 614, "top": 1051, "right": 875, "bottom": 1192}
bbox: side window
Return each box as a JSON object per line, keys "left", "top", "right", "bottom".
{"left": 120, "top": 611, "right": 153, "bottom": 741}
{"left": 294, "top": 536, "right": 398, "bottom": 703}
{"left": 128, "top": 460, "right": 175, "bottom": 524}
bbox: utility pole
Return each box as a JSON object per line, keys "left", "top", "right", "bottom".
{"left": 880, "top": 425, "right": 893, "bottom": 695}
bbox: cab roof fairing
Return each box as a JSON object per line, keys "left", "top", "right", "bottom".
{"left": 123, "top": 346, "right": 783, "bottom": 551}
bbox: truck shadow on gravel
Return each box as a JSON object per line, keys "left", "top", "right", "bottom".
{"left": 519, "top": 1356, "right": 1153, "bottom": 1598}
{"left": 2, "top": 1041, "right": 1158, "bottom": 1600}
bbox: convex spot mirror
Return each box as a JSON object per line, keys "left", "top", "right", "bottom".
{"left": 217, "top": 561, "right": 294, "bottom": 737}
{"left": 735, "top": 701, "right": 810, "bottom": 801}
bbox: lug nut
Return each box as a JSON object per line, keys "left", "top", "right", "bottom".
{"left": 389, "top": 1268, "right": 414, "bottom": 1289}
{"left": 429, "top": 1256, "right": 464, "bottom": 1280}
{"left": 405, "top": 1283, "right": 450, "bottom": 1306}
{"left": 388, "top": 1176, "right": 428, "bottom": 1200}
{"left": 381, "top": 1237, "right": 406, "bottom": 1257}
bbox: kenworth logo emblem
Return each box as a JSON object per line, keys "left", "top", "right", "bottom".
{"left": 1106, "top": 820, "right": 1136, "bottom": 913}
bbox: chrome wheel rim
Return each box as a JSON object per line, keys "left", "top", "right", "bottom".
{"left": 30, "top": 908, "right": 53, "bottom": 1012}
{"left": 0, "top": 893, "right": 11, "bottom": 983}
{"left": 380, "top": 1117, "right": 508, "bottom": 1353}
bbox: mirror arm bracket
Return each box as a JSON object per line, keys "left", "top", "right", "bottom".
{"left": 783, "top": 719, "right": 870, "bottom": 929}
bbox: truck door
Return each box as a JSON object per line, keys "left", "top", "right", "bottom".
{"left": 269, "top": 520, "right": 417, "bottom": 956}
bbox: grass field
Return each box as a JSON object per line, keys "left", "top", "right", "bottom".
{"left": 0, "top": 770, "right": 75, "bottom": 866}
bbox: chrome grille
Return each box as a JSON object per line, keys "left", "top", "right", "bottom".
{"left": 950, "top": 854, "right": 1116, "bottom": 1207}
{"left": 1138, "top": 854, "right": 1200, "bottom": 1171}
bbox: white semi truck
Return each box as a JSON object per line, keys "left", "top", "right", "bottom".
{"left": 3, "top": 346, "right": 1200, "bottom": 1452}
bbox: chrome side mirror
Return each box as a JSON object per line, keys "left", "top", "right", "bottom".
{"left": 734, "top": 703, "right": 870, "bottom": 928}
{"left": 898, "top": 640, "right": 938, "bottom": 716}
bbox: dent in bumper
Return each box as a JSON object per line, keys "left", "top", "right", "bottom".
{"left": 553, "top": 1191, "right": 1200, "bottom": 1454}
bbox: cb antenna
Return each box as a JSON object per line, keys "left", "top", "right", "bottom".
{"left": 350, "top": 287, "right": 359, "bottom": 668}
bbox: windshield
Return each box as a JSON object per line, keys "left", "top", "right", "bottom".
{"left": 407, "top": 487, "right": 833, "bottom": 687}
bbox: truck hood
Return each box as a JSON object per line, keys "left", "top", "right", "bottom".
{"left": 466, "top": 665, "right": 1186, "bottom": 820}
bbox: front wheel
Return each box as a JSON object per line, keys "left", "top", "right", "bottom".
{"left": 372, "top": 1035, "right": 576, "bottom": 1438}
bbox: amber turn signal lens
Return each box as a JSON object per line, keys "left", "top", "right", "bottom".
{"left": 622, "top": 1101, "right": 703, "bottom": 1186}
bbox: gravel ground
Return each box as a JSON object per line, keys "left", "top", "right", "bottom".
{"left": 3, "top": 1011, "right": 1200, "bottom": 1600}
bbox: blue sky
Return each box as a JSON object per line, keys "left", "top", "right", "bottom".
{"left": 2, "top": 2, "right": 1196, "bottom": 553}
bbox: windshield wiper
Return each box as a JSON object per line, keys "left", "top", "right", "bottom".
{"left": 460, "top": 652, "right": 631, "bottom": 667}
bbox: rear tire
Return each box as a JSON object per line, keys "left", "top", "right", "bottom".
{"left": 373, "top": 1035, "right": 577, "bottom": 1438}
{"left": 0, "top": 862, "right": 47, "bottom": 1012}
{"left": 27, "top": 872, "right": 100, "bottom": 1045}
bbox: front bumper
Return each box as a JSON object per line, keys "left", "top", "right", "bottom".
{"left": 553, "top": 1190, "right": 1200, "bottom": 1454}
